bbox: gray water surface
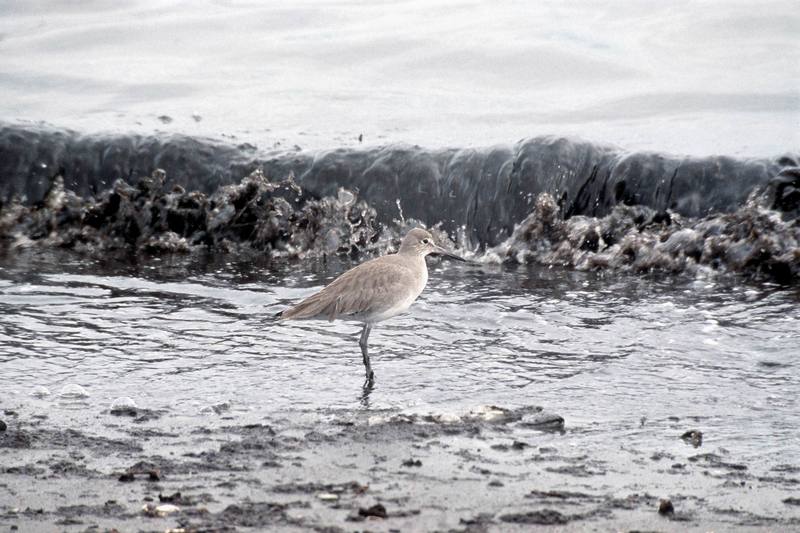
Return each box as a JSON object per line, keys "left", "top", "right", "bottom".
{"left": 1, "top": 1, "right": 798, "bottom": 155}
{"left": 1, "top": 252, "right": 798, "bottom": 465}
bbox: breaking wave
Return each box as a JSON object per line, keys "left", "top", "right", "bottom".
{"left": 1, "top": 124, "right": 797, "bottom": 283}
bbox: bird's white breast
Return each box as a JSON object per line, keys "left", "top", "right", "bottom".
{"left": 367, "top": 259, "right": 427, "bottom": 323}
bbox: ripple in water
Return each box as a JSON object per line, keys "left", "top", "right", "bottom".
{"left": 0, "top": 251, "right": 798, "bottom": 468}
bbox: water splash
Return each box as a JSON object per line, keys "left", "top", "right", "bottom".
{"left": 492, "top": 192, "right": 799, "bottom": 283}
{"left": 1, "top": 165, "right": 797, "bottom": 283}
{"left": 0, "top": 169, "right": 379, "bottom": 259}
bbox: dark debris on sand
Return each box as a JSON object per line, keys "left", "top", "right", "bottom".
{"left": 1, "top": 404, "right": 799, "bottom": 532}
{"left": 681, "top": 429, "right": 703, "bottom": 448}
{"left": 499, "top": 509, "right": 570, "bottom": 525}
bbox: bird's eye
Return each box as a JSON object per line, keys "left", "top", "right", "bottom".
{"left": 422, "top": 238, "right": 430, "bottom": 244}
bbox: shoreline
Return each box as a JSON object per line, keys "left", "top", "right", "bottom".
{"left": 2, "top": 401, "right": 799, "bottom": 532}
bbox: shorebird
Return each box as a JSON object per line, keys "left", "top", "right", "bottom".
{"left": 279, "top": 228, "right": 465, "bottom": 386}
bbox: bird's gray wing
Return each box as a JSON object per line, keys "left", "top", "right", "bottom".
{"left": 325, "top": 262, "right": 415, "bottom": 320}
{"left": 281, "top": 258, "right": 413, "bottom": 321}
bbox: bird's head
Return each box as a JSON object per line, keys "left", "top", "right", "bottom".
{"left": 399, "top": 228, "right": 465, "bottom": 261}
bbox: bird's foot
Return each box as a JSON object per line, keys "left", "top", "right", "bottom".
{"left": 363, "top": 371, "right": 375, "bottom": 388}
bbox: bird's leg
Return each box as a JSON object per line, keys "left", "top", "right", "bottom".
{"left": 359, "top": 324, "right": 374, "bottom": 386}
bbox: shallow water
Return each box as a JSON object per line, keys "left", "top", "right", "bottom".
{"left": 1, "top": 1, "right": 798, "bottom": 155}
{"left": 2, "top": 251, "right": 798, "bottom": 465}
{"left": 2, "top": 2, "right": 799, "bottom": 528}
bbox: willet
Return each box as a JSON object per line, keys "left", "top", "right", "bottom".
{"left": 279, "top": 228, "right": 465, "bottom": 386}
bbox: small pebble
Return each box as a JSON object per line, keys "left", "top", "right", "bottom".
{"left": 520, "top": 411, "right": 565, "bottom": 430}
{"left": 434, "top": 413, "right": 461, "bottom": 424}
{"left": 0, "top": 420, "right": 6, "bottom": 432}
{"left": 142, "top": 503, "right": 180, "bottom": 516}
{"left": 680, "top": 430, "right": 703, "bottom": 448}
{"left": 658, "top": 498, "right": 675, "bottom": 515}
{"left": 156, "top": 503, "right": 180, "bottom": 515}
{"left": 359, "top": 503, "right": 387, "bottom": 519}
{"left": 473, "top": 405, "right": 508, "bottom": 422}
{"left": 31, "top": 386, "right": 50, "bottom": 398}
{"left": 110, "top": 397, "right": 138, "bottom": 416}
{"left": 59, "top": 384, "right": 89, "bottom": 399}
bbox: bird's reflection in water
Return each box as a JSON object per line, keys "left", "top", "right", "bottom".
{"left": 359, "top": 381, "right": 375, "bottom": 408}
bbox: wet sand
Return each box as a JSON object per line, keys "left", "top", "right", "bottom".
{"left": 2, "top": 401, "right": 799, "bottom": 532}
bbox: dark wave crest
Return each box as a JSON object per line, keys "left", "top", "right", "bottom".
{"left": 1, "top": 124, "right": 798, "bottom": 282}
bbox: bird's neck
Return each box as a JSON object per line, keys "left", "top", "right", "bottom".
{"left": 398, "top": 250, "right": 424, "bottom": 262}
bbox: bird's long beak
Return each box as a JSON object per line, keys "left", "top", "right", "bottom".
{"left": 433, "top": 244, "right": 467, "bottom": 262}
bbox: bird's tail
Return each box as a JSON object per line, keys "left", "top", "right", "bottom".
{"left": 279, "top": 292, "right": 336, "bottom": 321}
